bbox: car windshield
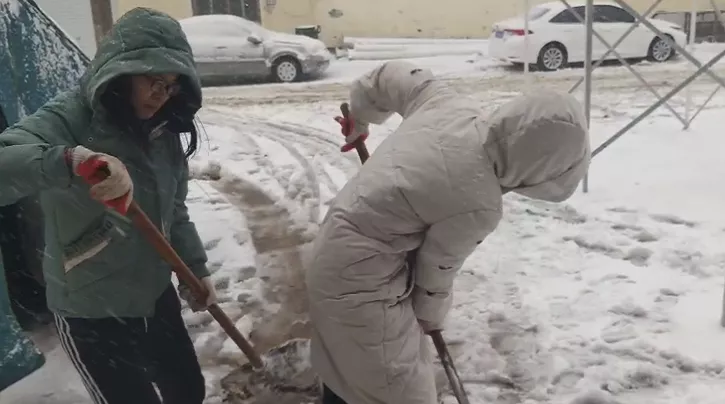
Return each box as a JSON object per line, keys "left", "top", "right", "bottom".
{"left": 240, "top": 19, "right": 272, "bottom": 39}
{"left": 525, "top": 6, "right": 550, "bottom": 20}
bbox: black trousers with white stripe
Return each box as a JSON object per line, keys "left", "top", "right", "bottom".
{"left": 54, "top": 284, "right": 205, "bottom": 404}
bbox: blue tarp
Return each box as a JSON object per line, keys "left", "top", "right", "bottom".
{"left": 0, "top": 249, "right": 44, "bottom": 391}
{"left": 0, "top": 0, "right": 89, "bottom": 391}
{"left": 0, "top": 0, "right": 89, "bottom": 122}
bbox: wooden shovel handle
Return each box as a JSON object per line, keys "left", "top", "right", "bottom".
{"left": 127, "top": 202, "right": 264, "bottom": 368}
{"left": 429, "top": 330, "right": 470, "bottom": 404}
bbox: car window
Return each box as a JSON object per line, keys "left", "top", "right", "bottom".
{"left": 184, "top": 18, "right": 252, "bottom": 37}
{"left": 230, "top": 20, "right": 253, "bottom": 36}
{"left": 594, "top": 5, "right": 636, "bottom": 23}
{"left": 653, "top": 11, "right": 685, "bottom": 26}
{"left": 236, "top": 18, "right": 271, "bottom": 38}
{"left": 698, "top": 11, "right": 717, "bottom": 22}
{"left": 549, "top": 6, "right": 585, "bottom": 24}
{"left": 526, "top": 7, "right": 550, "bottom": 21}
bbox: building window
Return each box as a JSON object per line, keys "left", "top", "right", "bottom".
{"left": 191, "top": 0, "right": 260, "bottom": 23}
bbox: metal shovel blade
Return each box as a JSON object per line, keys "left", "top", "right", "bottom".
{"left": 221, "top": 338, "right": 321, "bottom": 404}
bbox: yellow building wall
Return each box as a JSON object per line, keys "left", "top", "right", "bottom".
{"left": 115, "top": 0, "right": 193, "bottom": 21}
{"left": 261, "top": 0, "right": 725, "bottom": 47}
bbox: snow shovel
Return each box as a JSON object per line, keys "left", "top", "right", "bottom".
{"left": 345, "top": 108, "right": 471, "bottom": 404}
{"left": 76, "top": 159, "right": 264, "bottom": 369}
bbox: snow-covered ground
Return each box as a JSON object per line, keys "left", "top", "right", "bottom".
{"left": 4, "top": 39, "right": 725, "bottom": 404}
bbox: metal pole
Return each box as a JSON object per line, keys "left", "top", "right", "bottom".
{"left": 582, "top": 0, "right": 593, "bottom": 193}
{"left": 696, "top": 0, "right": 725, "bottom": 125}
{"left": 688, "top": 86, "right": 720, "bottom": 126}
{"left": 593, "top": 47, "right": 725, "bottom": 157}
{"left": 721, "top": 278, "right": 725, "bottom": 327}
{"left": 685, "top": 0, "right": 698, "bottom": 127}
{"left": 89, "top": 0, "right": 114, "bottom": 46}
{"left": 710, "top": 0, "right": 725, "bottom": 37}
{"left": 706, "top": 0, "right": 725, "bottom": 328}
{"left": 524, "top": 0, "right": 531, "bottom": 90}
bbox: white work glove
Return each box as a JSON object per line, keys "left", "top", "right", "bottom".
{"left": 178, "top": 276, "right": 218, "bottom": 312}
{"left": 70, "top": 146, "right": 133, "bottom": 211}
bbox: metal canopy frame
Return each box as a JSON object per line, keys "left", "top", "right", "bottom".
{"left": 552, "top": 0, "right": 725, "bottom": 192}
{"left": 521, "top": 0, "right": 725, "bottom": 327}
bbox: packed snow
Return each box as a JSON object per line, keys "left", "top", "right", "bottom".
{"left": 3, "top": 38, "right": 725, "bottom": 404}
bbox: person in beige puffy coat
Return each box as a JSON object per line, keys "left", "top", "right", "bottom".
{"left": 305, "top": 60, "right": 591, "bottom": 404}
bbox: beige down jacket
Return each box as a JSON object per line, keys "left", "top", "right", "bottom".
{"left": 305, "top": 60, "right": 590, "bottom": 404}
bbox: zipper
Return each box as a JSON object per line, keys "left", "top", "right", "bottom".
{"left": 144, "top": 318, "right": 148, "bottom": 333}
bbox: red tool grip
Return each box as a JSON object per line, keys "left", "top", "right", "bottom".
{"left": 75, "top": 157, "right": 130, "bottom": 215}
{"left": 339, "top": 102, "right": 370, "bottom": 163}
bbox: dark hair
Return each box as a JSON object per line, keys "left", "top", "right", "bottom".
{"left": 100, "top": 75, "right": 200, "bottom": 159}
{"left": 0, "top": 105, "right": 7, "bottom": 131}
{"left": 182, "top": 123, "right": 199, "bottom": 159}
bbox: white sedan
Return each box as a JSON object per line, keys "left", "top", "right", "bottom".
{"left": 488, "top": 1, "right": 687, "bottom": 71}
{"left": 180, "top": 15, "right": 333, "bottom": 84}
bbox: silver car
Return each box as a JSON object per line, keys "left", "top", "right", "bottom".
{"left": 179, "top": 15, "right": 333, "bottom": 84}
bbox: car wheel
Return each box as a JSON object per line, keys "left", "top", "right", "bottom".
{"left": 273, "top": 57, "right": 301, "bottom": 83}
{"left": 648, "top": 35, "right": 674, "bottom": 62}
{"left": 537, "top": 43, "right": 567, "bottom": 71}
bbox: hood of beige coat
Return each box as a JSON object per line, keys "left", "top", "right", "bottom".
{"left": 481, "top": 92, "right": 591, "bottom": 203}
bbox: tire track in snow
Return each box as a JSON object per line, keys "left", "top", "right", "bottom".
{"left": 245, "top": 117, "right": 358, "bottom": 196}
{"left": 202, "top": 106, "right": 357, "bottom": 216}
{"left": 199, "top": 108, "right": 323, "bottom": 224}
{"left": 205, "top": 104, "right": 357, "bottom": 173}
{"left": 203, "top": 63, "right": 725, "bottom": 108}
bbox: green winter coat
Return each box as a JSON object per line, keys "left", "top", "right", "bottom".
{"left": 0, "top": 8, "right": 209, "bottom": 318}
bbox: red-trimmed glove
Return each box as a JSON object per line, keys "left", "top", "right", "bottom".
{"left": 334, "top": 113, "right": 369, "bottom": 153}
{"left": 68, "top": 146, "right": 134, "bottom": 215}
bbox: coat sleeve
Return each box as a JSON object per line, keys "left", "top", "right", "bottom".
{"left": 411, "top": 209, "right": 499, "bottom": 327}
{"left": 349, "top": 60, "right": 437, "bottom": 125}
{"left": 0, "top": 109, "right": 75, "bottom": 207}
{"left": 169, "top": 160, "right": 210, "bottom": 280}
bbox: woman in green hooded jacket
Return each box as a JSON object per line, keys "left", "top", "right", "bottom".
{"left": 0, "top": 8, "right": 215, "bottom": 404}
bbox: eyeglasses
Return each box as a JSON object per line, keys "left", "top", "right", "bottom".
{"left": 149, "top": 76, "right": 181, "bottom": 97}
